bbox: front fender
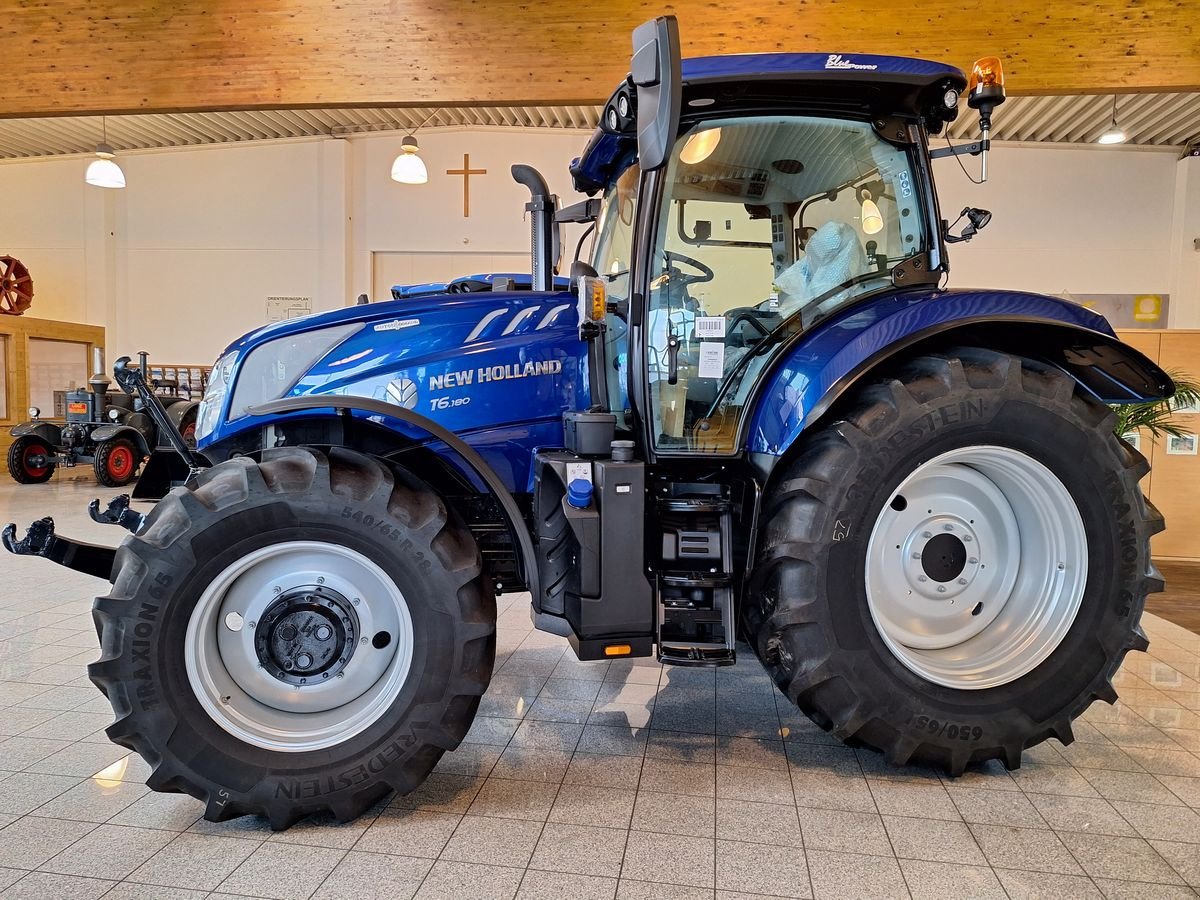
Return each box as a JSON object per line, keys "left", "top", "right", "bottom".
{"left": 10, "top": 422, "right": 61, "bottom": 444}
{"left": 165, "top": 400, "right": 199, "bottom": 429}
{"left": 745, "top": 288, "right": 1173, "bottom": 458}
{"left": 90, "top": 424, "right": 152, "bottom": 456}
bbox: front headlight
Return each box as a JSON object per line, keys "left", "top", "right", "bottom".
{"left": 28, "top": 406, "right": 40, "bottom": 419}
{"left": 227, "top": 324, "right": 362, "bottom": 422}
{"left": 196, "top": 350, "right": 238, "bottom": 442}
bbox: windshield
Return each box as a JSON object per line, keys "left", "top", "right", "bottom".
{"left": 647, "top": 114, "right": 926, "bottom": 452}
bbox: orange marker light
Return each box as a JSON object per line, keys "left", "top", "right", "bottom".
{"left": 967, "top": 57, "right": 1006, "bottom": 110}
{"left": 604, "top": 644, "right": 633, "bottom": 657}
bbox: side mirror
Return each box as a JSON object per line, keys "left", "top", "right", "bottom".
{"left": 943, "top": 207, "right": 992, "bottom": 244}
{"left": 631, "top": 16, "right": 682, "bottom": 172}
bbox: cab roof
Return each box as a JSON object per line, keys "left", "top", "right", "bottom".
{"left": 570, "top": 52, "right": 967, "bottom": 194}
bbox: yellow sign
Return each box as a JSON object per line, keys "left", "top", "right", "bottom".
{"left": 1133, "top": 295, "right": 1162, "bottom": 323}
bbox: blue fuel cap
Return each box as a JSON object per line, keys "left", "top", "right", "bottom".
{"left": 567, "top": 478, "right": 593, "bottom": 509}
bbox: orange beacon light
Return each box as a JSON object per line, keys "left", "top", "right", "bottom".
{"left": 967, "top": 57, "right": 1006, "bottom": 111}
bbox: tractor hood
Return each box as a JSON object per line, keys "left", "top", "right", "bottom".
{"left": 199, "top": 289, "right": 587, "bottom": 467}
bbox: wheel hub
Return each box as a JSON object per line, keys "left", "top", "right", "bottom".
{"left": 254, "top": 587, "right": 358, "bottom": 685}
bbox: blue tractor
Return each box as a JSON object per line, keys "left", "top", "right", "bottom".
{"left": 5, "top": 17, "right": 1171, "bottom": 829}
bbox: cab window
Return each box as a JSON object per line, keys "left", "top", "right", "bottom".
{"left": 647, "top": 115, "right": 924, "bottom": 452}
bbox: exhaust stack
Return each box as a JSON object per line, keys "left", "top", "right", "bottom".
{"left": 511, "top": 165, "right": 557, "bottom": 292}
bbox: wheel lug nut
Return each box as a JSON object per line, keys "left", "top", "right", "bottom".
{"left": 352, "top": 598, "right": 360, "bottom": 606}
{"left": 968, "top": 557, "right": 978, "bottom": 565}
{"left": 317, "top": 577, "right": 325, "bottom": 585}
{"left": 943, "top": 524, "right": 954, "bottom": 531}
{"left": 937, "top": 585, "right": 947, "bottom": 593}
{"left": 958, "top": 577, "right": 968, "bottom": 585}
{"left": 912, "top": 552, "right": 922, "bottom": 560}
{"left": 248, "top": 621, "right": 257, "bottom": 629}
{"left": 963, "top": 535, "right": 972, "bottom": 542}
{"left": 273, "top": 586, "right": 282, "bottom": 594}
{"left": 922, "top": 531, "right": 932, "bottom": 539}
{"left": 361, "top": 637, "right": 368, "bottom": 645}
{"left": 918, "top": 575, "right": 927, "bottom": 582}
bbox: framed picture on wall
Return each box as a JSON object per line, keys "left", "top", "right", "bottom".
{"left": 1122, "top": 432, "right": 1142, "bottom": 451}
{"left": 1165, "top": 433, "right": 1198, "bottom": 456}
{"left": 1172, "top": 395, "right": 1200, "bottom": 415}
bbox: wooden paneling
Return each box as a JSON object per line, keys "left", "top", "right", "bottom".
{"left": 1117, "top": 329, "right": 1200, "bottom": 562}
{"left": 0, "top": 316, "right": 105, "bottom": 454}
{"left": 1, "top": 1, "right": 1198, "bottom": 118}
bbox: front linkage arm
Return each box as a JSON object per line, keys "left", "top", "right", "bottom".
{"left": 112, "top": 355, "right": 205, "bottom": 479}
{"left": 2, "top": 517, "right": 117, "bottom": 579}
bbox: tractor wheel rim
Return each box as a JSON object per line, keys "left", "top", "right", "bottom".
{"left": 109, "top": 447, "right": 133, "bottom": 476}
{"left": 24, "top": 444, "right": 49, "bottom": 476}
{"left": 864, "top": 445, "right": 1088, "bottom": 690}
{"left": 185, "top": 540, "right": 415, "bottom": 752}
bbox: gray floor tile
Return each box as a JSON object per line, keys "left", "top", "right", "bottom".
{"left": 95, "top": 883, "right": 208, "bottom": 899}
{"left": 639, "top": 758, "right": 715, "bottom": 798}
{"left": 564, "top": 752, "right": 643, "bottom": 790}
{"left": 31, "top": 778, "right": 147, "bottom": 823}
{"left": 1080, "top": 768, "right": 1187, "bottom": 805}
{"left": 466, "top": 778, "right": 559, "bottom": 822}
{"left": 898, "top": 859, "right": 1005, "bottom": 900}
{"left": 530, "top": 822, "right": 628, "bottom": 877}
{"left": 39, "top": 823, "right": 174, "bottom": 880}
{"left": 622, "top": 831, "right": 715, "bottom": 888}
{"left": 550, "top": 784, "right": 636, "bottom": 829}
{"left": 108, "top": 792, "right": 202, "bottom": 832}
{"left": 1147, "top": 841, "right": 1200, "bottom": 887}
{"left": 432, "top": 742, "right": 502, "bottom": 778}
{"left": 946, "top": 785, "right": 1049, "bottom": 827}
{"left": 1111, "top": 799, "right": 1200, "bottom": 842}
{"left": 1057, "top": 831, "right": 1186, "bottom": 884}
{"left": 883, "top": 815, "right": 986, "bottom": 865}
{"left": 516, "top": 869, "right": 618, "bottom": 899}
{"left": 507, "top": 735, "right": 582, "bottom": 771}
{"left": 616, "top": 879, "right": 714, "bottom": 900}
{"left": 354, "top": 809, "right": 460, "bottom": 857}
{"left": 631, "top": 790, "right": 714, "bottom": 837}
{"left": 867, "top": 778, "right": 960, "bottom": 821}
{"left": 216, "top": 841, "right": 346, "bottom": 900}
{"left": 1028, "top": 794, "right": 1139, "bottom": 837}
{"left": 994, "top": 868, "right": 1104, "bottom": 899}
{"left": 716, "top": 799, "right": 803, "bottom": 848}
{"left": 1093, "top": 878, "right": 1200, "bottom": 899}
{"left": 22, "top": 741, "right": 128, "bottom": 778}
{"left": 0, "top": 816, "right": 94, "bottom": 869}
{"left": 0, "top": 871, "right": 114, "bottom": 899}
{"left": 412, "top": 859, "right": 523, "bottom": 900}
{"left": 576, "top": 725, "right": 648, "bottom": 758}
{"left": 310, "top": 850, "right": 431, "bottom": 900}
{"left": 644, "top": 730, "right": 716, "bottom": 764}
{"left": 716, "top": 736, "right": 788, "bottom": 771}
{"left": 791, "top": 771, "right": 878, "bottom": 814}
{"left": 0, "top": 772, "right": 81, "bottom": 815}
{"left": 389, "top": 773, "right": 486, "bottom": 815}
{"left": 440, "top": 814, "right": 543, "bottom": 867}
{"left": 264, "top": 811, "right": 376, "bottom": 851}
{"left": 716, "top": 764, "right": 794, "bottom": 805}
{"left": 968, "top": 823, "right": 1084, "bottom": 875}
{"left": 796, "top": 806, "right": 893, "bottom": 857}
{"left": 125, "top": 833, "right": 261, "bottom": 891}
{"left": 805, "top": 849, "right": 908, "bottom": 900}
{"left": 510, "top": 719, "right": 583, "bottom": 752}
{"left": 716, "top": 839, "right": 811, "bottom": 898}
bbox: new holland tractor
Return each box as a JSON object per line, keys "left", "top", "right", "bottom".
{"left": 4, "top": 17, "right": 1171, "bottom": 829}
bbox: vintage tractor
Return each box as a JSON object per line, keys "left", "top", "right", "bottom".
{"left": 7, "top": 351, "right": 199, "bottom": 488}
{"left": 4, "top": 17, "right": 1171, "bottom": 830}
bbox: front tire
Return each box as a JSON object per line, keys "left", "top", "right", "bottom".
{"left": 748, "top": 348, "right": 1163, "bottom": 774}
{"left": 89, "top": 446, "right": 495, "bottom": 828}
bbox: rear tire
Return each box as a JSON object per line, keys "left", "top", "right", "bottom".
{"left": 7, "top": 436, "right": 55, "bottom": 484}
{"left": 94, "top": 437, "right": 139, "bottom": 487}
{"left": 89, "top": 446, "right": 495, "bottom": 828}
{"left": 747, "top": 348, "right": 1164, "bottom": 774}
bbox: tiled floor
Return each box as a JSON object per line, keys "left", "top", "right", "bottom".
{"left": 0, "top": 475, "right": 1198, "bottom": 899}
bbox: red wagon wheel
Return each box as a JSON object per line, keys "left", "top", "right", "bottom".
{"left": 0, "top": 256, "right": 33, "bottom": 316}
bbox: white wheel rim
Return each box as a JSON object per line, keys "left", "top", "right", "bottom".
{"left": 185, "top": 540, "right": 415, "bottom": 752}
{"left": 865, "top": 446, "right": 1088, "bottom": 690}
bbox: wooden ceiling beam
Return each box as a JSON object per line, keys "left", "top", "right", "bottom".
{"left": 1, "top": 0, "right": 1197, "bottom": 118}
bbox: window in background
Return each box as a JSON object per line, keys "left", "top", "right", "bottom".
{"left": 28, "top": 338, "right": 88, "bottom": 417}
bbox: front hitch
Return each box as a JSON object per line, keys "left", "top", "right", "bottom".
{"left": 113, "top": 355, "right": 206, "bottom": 480}
{"left": 3, "top": 517, "right": 117, "bottom": 580}
{"left": 89, "top": 494, "right": 146, "bottom": 534}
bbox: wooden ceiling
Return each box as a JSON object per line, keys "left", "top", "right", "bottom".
{"left": 2, "top": 1, "right": 1197, "bottom": 118}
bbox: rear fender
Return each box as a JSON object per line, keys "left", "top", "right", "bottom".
{"left": 164, "top": 400, "right": 199, "bottom": 429}
{"left": 90, "top": 424, "right": 153, "bottom": 457}
{"left": 10, "top": 422, "right": 61, "bottom": 445}
{"left": 745, "top": 294, "right": 1173, "bottom": 463}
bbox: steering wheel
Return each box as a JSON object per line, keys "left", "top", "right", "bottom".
{"left": 663, "top": 250, "right": 714, "bottom": 286}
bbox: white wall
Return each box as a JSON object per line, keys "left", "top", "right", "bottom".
{"left": 0, "top": 131, "right": 1194, "bottom": 367}
{"left": 934, "top": 144, "right": 1179, "bottom": 296}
